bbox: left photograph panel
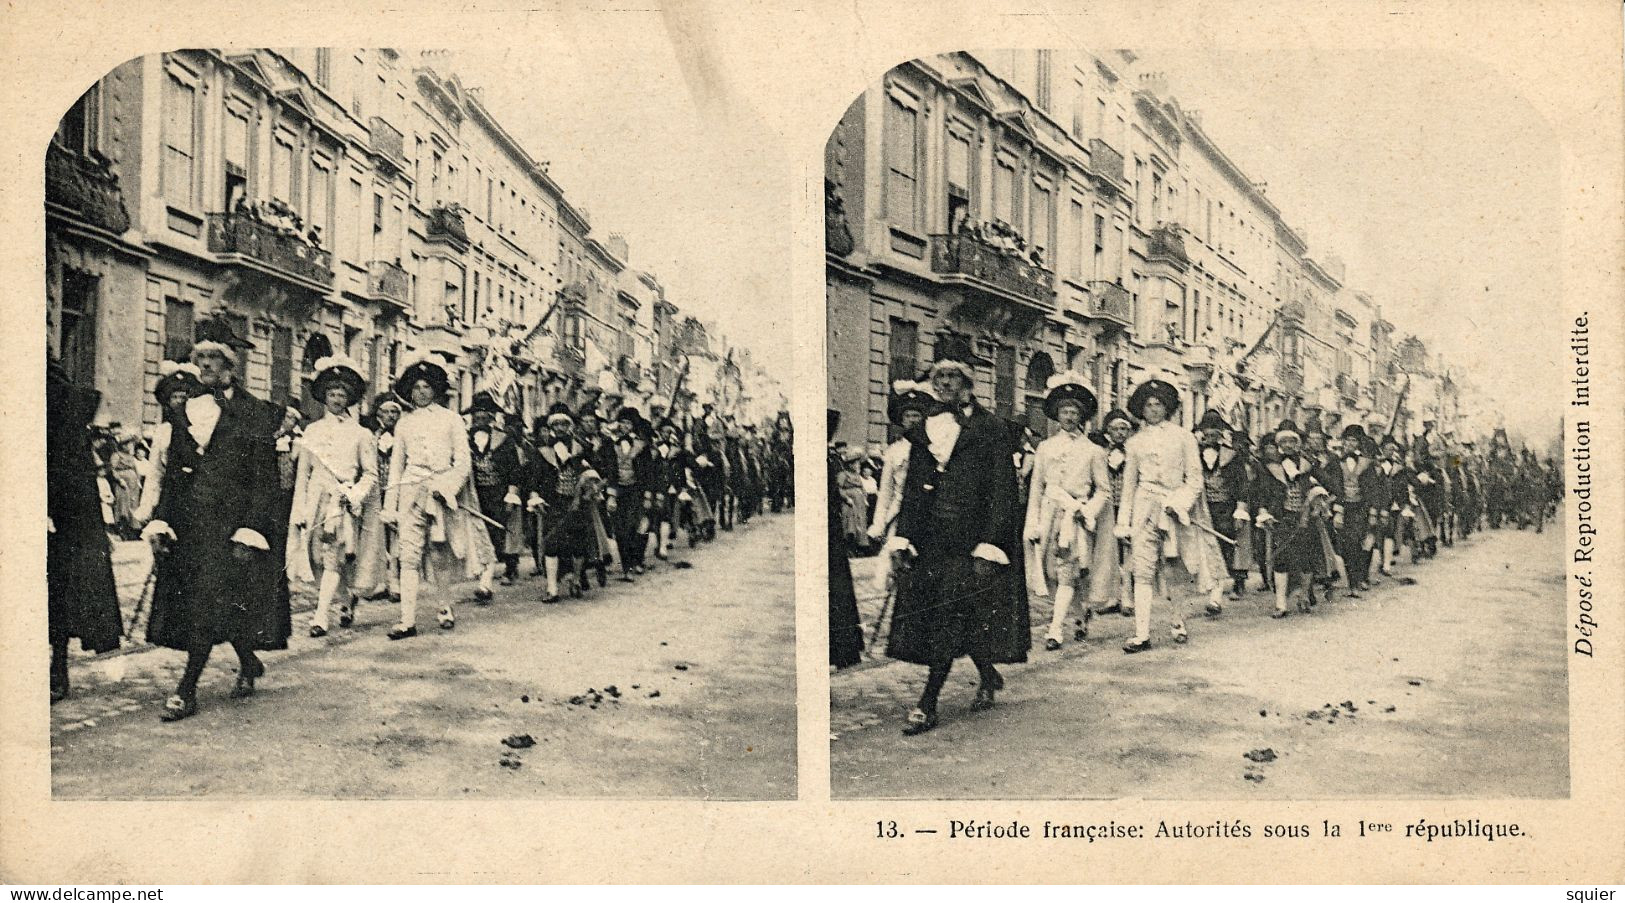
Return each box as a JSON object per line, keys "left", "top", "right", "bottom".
{"left": 44, "top": 47, "right": 796, "bottom": 799}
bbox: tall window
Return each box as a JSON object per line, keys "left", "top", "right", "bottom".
{"left": 58, "top": 270, "right": 99, "bottom": 387}
{"left": 223, "top": 106, "right": 250, "bottom": 211}
{"left": 1111, "top": 223, "right": 1126, "bottom": 281}
{"left": 1034, "top": 51, "right": 1053, "bottom": 110}
{"left": 343, "top": 179, "right": 362, "bottom": 262}
{"left": 55, "top": 84, "right": 100, "bottom": 155}
{"left": 1151, "top": 172, "right": 1162, "bottom": 224}
{"left": 1067, "top": 199, "right": 1085, "bottom": 281}
{"left": 270, "top": 325, "right": 294, "bottom": 405}
{"left": 994, "top": 344, "right": 1016, "bottom": 419}
{"left": 884, "top": 91, "right": 919, "bottom": 230}
{"left": 162, "top": 297, "right": 194, "bottom": 362}
{"left": 1069, "top": 80, "right": 1085, "bottom": 139}
{"left": 309, "top": 160, "right": 332, "bottom": 240}
{"left": 1133, "top": 159, "right": 1145, "bottom": 223}
{"left": 1030, "top": 181, "right": 1053, "bottom": 262}
{"left": 946, "top": 129, "right": 972, "bottom": 231}
{"left": 993, "top": 157, "right": 1016, "bottom": 226}
{"left": 1093, "top": 213, "right": 1106, "bottom": 280}
{"left": 888, "top": 319, "right": 918, "bottom": 384}
{"left": 162, "top": 71, "right": 197, "bottom": 206}
{"left": 271, "top": 135, "right": 295, "bottom": 207}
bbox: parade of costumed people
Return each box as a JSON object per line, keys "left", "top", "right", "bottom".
{"left": 833, "top": 367, "right": 1558, "bottom": 736}
{"left": 54, "top": 323, "right": 791, "bottom": 719}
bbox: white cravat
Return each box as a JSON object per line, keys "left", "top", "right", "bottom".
{"left": 473, "top": 430, "right": 491, "bottom": 453}
{"left": 553, "top": 442, "right": 572, "bottom": 462}
{"left": 1201, "top": 447, "right": 1220, "bottom": 470}
{"left": 1282, "top": 457, "right": 1302, "bottom": 480}
{"left": 924, "top": 411, "right": 960, "bottom": 467}
{"left": 185, "top": 393, "right": 222, "bottom": 450}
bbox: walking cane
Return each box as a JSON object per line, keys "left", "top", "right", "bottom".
{"left": 867, "top": 583, "right": 894, "bottom": 654}
{"left": 125, "top": 554, "right": 158, "bottom": 639}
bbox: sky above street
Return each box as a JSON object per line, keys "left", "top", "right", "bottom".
{"left": 439, "top": 35, "right": 1563, "bottom": 445}
{"left": 440, "top": 26, "right": 792, "bottom": 386}
{"left": 1140, "top": 48, "right": 1564, "bottom": 443}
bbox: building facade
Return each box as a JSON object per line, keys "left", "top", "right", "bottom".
{"left": 44, "top": 48, "right": 713, "bottom": 434}
{"left": 827, "top": 49, "right": 1474, "bottom": 449}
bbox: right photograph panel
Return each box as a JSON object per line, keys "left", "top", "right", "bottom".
{"left": 825, "top": 49, "right": 1568, "bottom": 799}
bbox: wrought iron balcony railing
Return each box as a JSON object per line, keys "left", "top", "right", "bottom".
{"left": 45, "top": 143, "right": 130, "bottom": 234}
{"left": 1146, "top": 224, "right": 1189, "bottom": 265}
{"left": 1089, "top": 138, "right": 1125, "bottom": 186}
{"left": 1085, "top": 280, "right": 1133, "bottom": 327}
{"left": 929, "top": 233, "right": 1056, "bottom": 307}
{"left": 206, "top": 212, "right": 333, "bottom": 287}
{"left": 425, "top": 204, "right": 469, "bottom": 248}
{"left": 367, "top": 259, "right": 409, "bottom": 306}
{"left": 368, "top": 116, "right": 405, "bottom": 168}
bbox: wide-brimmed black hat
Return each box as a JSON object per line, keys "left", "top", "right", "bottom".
{"left": 1380, "top": 433, "right": 1403, "bottom": 450}
{"left": 1194, "top": 408, "right": 1231, "bottom": 434}
{"left": 1340, "top": 423, "right": 1369, "bottom": 442}
{"left": 393, "top": 354, "right": 451, "bottom": 403}
{"left": 154, "top": 360, "right": 201, "bottom": 402}
{"left": 190, "top": 313, "right": 255, "bottom": 365}
{"left": 887, "top": 380, "right": 937, "bottom": 426}
{"left": 1127, "top": 379, "right": 1179, "bottom": 420}
{"left": 311, "top": 354, "right": 366, "bottom": 405}
{"left": 462, "top": 390, "right": 507, "bottom": 416}
{"left": 1274, "top": 418, "right": 1302, "bottom": 441}
{"left": 1042, "top": 373, "right": 1098, "bottom": 422}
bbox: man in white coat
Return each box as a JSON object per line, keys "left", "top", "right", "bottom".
{"left": 287, "top": 356, "right": 376, "bottom": 637}
{"left": 1113, "top": 379, "right": 1226, "bottom": 652}
{"left": 1024, "top": 373, "right": 1109, "bottom": 652}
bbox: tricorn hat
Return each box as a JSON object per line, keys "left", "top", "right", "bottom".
{"left": 1043, "top": 372, "right": 1098, "bottom": 422}
{"left": 190, "top": 313, "right": 255, "bottom": 365}
{"left": 311, "top": 354, "right": 367, "bottom": 405}
{"left": 1194, "top": 408, "right": 1232, "bottom": 434}
{"left": 461, "top": 390, "right": 507, "bottom": 417}
{"left": 154, "top": 359, "right": 201, "bottom": 402}
{"left": 927, "top": 346, "right": 976, "bottom": 384}
{"left": 887, "top": 380, "right": 937, "bottom": 426}
{"left": 393, "top": 353, "right": 451, "bottom": 404}
{"left": 1127, "top": 379, "right": 1180, "bottom": 420}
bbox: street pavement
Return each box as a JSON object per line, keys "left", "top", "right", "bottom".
{"left": 832, "top": 525, "right": 1568, "bottom": 799}
{"left": 52, "top": 512, "right": 796, "bottom": 800}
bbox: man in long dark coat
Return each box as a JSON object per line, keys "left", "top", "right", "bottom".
{"left": 884, "top": 355, "right": 1029, "bottom": 735}
{"left": 1194, "top": 409, "right": 1252, "bottom": 600}
{"left": 141, "top": 317, "right": 289, "bottom": 721}
{"left": 1322, "top": 425, "right": 1382, "bottom": 595}
{"left": 828, "top": 410, "right": 864, "bottom": 670}
{"left": 608, "top": 407, "right": 656, "bottom": 579}
{"left": 466, "top": 391, "right": 526, "bottom": 594}
{"left": 47, "top": 358, "right": 123, "bottom": 702}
